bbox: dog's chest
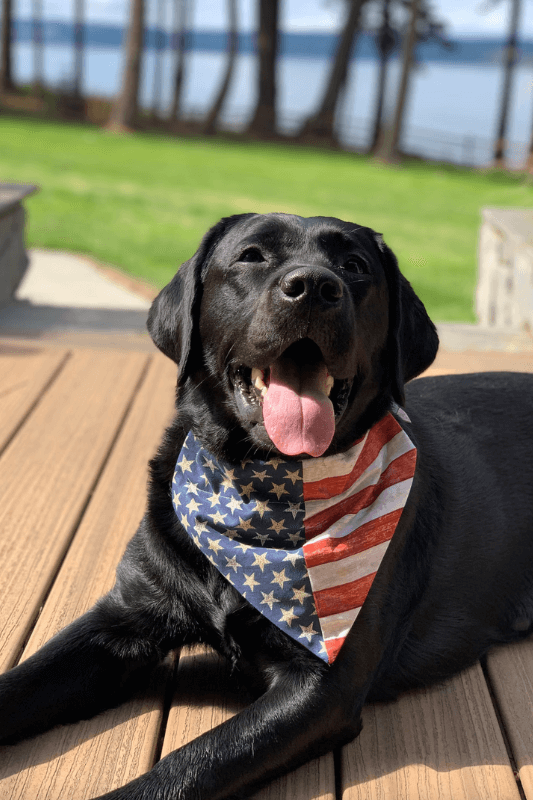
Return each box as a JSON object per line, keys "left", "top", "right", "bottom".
{"left": 172, "top": 414, "right": 416, "bottom": 664}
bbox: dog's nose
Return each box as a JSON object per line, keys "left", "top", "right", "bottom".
{"left": 279, "top": 267, "right": 343, "bottom": 307}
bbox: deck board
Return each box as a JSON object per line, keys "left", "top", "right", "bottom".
{"left": 0, "top": 343, "right": 68, "bottom": 454}
{"left": 487, "top": 641, "right": 533, "bottom": 800}
{"left": 0, "top": 339, "right": 532, "bottom": 800}
{"left": 0, "top": 353, "right": 177, "bottom": 800}
{"left": 0, "top": 349, "right": 149, "bottom": 671}
{"left": 341, "top": 663, "right": 520, "bottom": 800}
{"left": 162, "top": 646, "right": 336, "bottom": 800}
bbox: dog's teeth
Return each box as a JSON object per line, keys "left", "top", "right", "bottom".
{"left": 325, "top": 375, "right": 334, "bottom": 396}
{"left": 252, "top": 368, "right": 266, "bottom": 393}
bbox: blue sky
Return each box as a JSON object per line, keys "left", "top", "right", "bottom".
{"left": 18, "top": 0, "right": 533, "bottom": 40}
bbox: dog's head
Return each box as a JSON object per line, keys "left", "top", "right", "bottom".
{"left": 148, "top": 213, "right": 438, "bottom": 461}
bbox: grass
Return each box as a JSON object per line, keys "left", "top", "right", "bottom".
{"left": 1, "top": 114, "right": 533, "bottom": 321}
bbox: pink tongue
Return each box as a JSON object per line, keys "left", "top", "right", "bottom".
{"left": 262, "top": 356, "right": 335, "bottom": 457}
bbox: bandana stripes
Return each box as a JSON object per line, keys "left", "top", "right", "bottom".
{"left": 172, "top": 412, "right": 416, "bottom": 664}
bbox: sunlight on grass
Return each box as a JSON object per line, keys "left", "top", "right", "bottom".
{"left": 1, "top": 115, "right": 532, "bottom": 321}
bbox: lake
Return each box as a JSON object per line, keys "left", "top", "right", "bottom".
{"left": 9, "top": 42, "right": 533, "bottom": 167}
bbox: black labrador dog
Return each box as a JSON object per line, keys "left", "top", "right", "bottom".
{"left": 2, "top": 212, "right": 533, "bottom": 800}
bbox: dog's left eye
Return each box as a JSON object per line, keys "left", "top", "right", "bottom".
{"left": 343, "top": 257, "right": 367, "bottom": 274}
{"left": 238, "top": 248, "right": 264, "bottom": 263}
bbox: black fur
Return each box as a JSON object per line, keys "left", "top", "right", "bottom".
{"left": 1, "top": 213, "right": 532, "bottom": 800}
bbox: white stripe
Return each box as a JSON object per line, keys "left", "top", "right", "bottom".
{"left": 320, "top": 607, "right": 361, "bottom": 642}
{"left": 301, "top": 432, "right": 368, "bottom": 483}
{"left": 308, "top": 539, "right": 391, "bottom": 593}
{"left": 303, "top": 430, "right": 415, "bottom": 520}
{"left": 304, "top": 477, "right": 414, "bottom": 544}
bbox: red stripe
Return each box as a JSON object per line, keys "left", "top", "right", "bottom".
{"left": 314, "top": 572, "right": 376, "bottom": 618}
{"left": 325, "top": 637, "right": 344, "bottom": 663}
{"left": 303, "top": 449, "right": 416, "bottom": 540}
{"left": 303, "top": 414, "right": 401, "bottom": 501}
{"left": 303, "top": 507, "right": 402, "bottom": 568}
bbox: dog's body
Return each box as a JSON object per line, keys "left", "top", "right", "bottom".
{"left": 1, "top": 213, "right": 533, "bottom": 800}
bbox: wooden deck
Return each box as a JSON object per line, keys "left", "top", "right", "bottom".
{"left": 1, "top": 336, "right": 533, "bottom": 800}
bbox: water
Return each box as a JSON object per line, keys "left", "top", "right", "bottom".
{"left": 10, "top": 43, "right": 533, "bottom": 167}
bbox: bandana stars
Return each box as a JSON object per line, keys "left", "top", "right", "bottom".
{"left": 284, "top": 469, "right": 300, "bottom": 485}
{"left": 225, "top": 555, "right": 240, "bottom": 573}
{"left": 252, "top": 552, "right": 271, "bottom": 572}
{"left": 292, "top": 585, "right": 311, "bottom": 605}
{"left": 252, "top": 470, "right": 268, "bottom": 481}
{"left": 172, "top": 419, "right": 417, "bottom": 667}
{"left": 269, "top": 518, "right": 287, "bottom": 535}
{"left": 178, "top": 455, "right": 193, "bottom": 473}
{"left": 239, "top": 482, "right": 254, "bottom": 501}
{"left": 243, "top": 573, "right": 260, "bottom": 591}
{"left": 186, "top": 498, "right": 201, "bottom": 514}
{"left": 270, "top": 482, "right": 289, "bottom": 500}
{"left": 227, "top": 495, "right": 244, "bottom": 514}
{"left": 299, "top": 623, "right": 318, "bottom": 642}
{"left": 260, "top": 591, "right": 279, "bottom": 610}
{"left": 271, "top": 569, "right": 290, "bottom": 588}
{"left": 208, "top": 492, "right": 222, "bottom": 508}
{"left": 279, "top": 607, "right": 297, "bottom": 627}
{"left": 171, "top": 431, "right": 331, "bottom": 664}
{"left": 211, "top": 509, "right": 227, "bottom": 526}
{"left": 254, "top": 499, "right": 271, "bottom": 518}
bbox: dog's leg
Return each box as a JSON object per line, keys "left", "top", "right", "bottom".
{"left": 95, "top": 659, "right": 363, "bottom": 800}
{"left": 0, "top": 602, "right": 167, "bottom": 745}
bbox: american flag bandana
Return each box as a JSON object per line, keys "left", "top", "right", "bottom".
{"left": 172, "top": 412, "right": 416, "bottom": 664}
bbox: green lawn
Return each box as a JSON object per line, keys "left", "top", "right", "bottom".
{"left": 1, "top": 114, "right": 532, "bottom": 321}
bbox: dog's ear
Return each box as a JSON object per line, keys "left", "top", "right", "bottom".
{"left": 374, "top": 233, "right": 439, "bottom": 406}
{"left": 147, "top": 214, "right": 254, "bottom": 381}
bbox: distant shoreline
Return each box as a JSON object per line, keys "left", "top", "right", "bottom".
{"left": 10, "top": 22, "right": 533, "bottom": 65}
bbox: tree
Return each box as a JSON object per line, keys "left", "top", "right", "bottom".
{"left": 377, "top": 0, "right": 420, "bottom": 160}
{"left": 368, "top": 0, "right": 397, "bottom": 153}
{"left": 72, "top": 0, "right": 84, "bottom": 100}
{"left": 526, "top": 90, "right": 533, "bottom": 172}
{"left": 373, "top": 0, "right": 449, "bottom": 159}
{"left": 150, "top": 0, "right": 166, "bottom": 117}
{"left": 493, "top": 0, "right": 521, "bottom": 167}
{"left": 0, "top": 0, "right": 14, "bottom": 92}
{"left": 169, "top": 0, "right": 190, "bottom": 122}
{"left": 32, "top": 0, "right": 44, "bottom": 92}
{"left": 299, "top": 0, "right": 366, "bottom": 146}
{"left": 108, "top": 0, "right": 145, "bottom": 130}
{"left": 203, "top": 0, "right": 237, "bottom": 134}
{"left": 246, "top": 0, "right": 279, "bottom": 137}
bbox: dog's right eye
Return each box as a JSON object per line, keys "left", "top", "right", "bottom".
{"left": 238, "top": 248, "right": 264, "bottom": 263}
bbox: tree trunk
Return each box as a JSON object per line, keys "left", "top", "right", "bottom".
{"left": 72, "top": 0, "right": 84, "bottom": 99}
{"left": 203, "top": 0, "right": 237, "bottom": 134}
{"left": 369, "top": 0, "right": 394, "bottom": 153}
{"left": 107, "top": 0, "right": 145, "bottom": 131}
{"left": 377, "top": 0, "right": 420, "bottom": 162}
{"left": 32, "top": 0, "right": 44, "bottom": 92}
{"left": 299, "top": 0, "right": 365, "bottom": 146}
{"left": 246, "top": 0, "right": 279, "bottom": 137}
{"left": 494, "top": 0, "right": 521, "bottom": 167}
{"left": 169, "top": 0, "right": 189, "bottom": 121}
{"left": 150, "top": 0, "right": 166, "bottom": 117}
{"left": 0, "top": 0, "right": 14, "bottom": 92}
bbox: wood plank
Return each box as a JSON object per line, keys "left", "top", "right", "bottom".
{"left": 342, "top": 663, "right": 520, "bottom": 800}
{"left": 0, "top": 348, "right": 149, "bottom": 671}
{"left": 162, "top": 646, "right": 335, "bottom": 800}
{"left": 0, "top": 341, "right": 68, "bottom": 453}
{"left": 487, "top": 640, "right": 533, "bottom": 799}
{"left": 0, "top": 353, "right": 177, "bottom": 800}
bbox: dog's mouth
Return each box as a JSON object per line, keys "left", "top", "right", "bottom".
{"left": 232, "top": 339, "right": 353, "bottom": 458}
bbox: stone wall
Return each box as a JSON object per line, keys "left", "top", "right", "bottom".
{"left": 0, "top": 184, "right": 38, "bottom": 309}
